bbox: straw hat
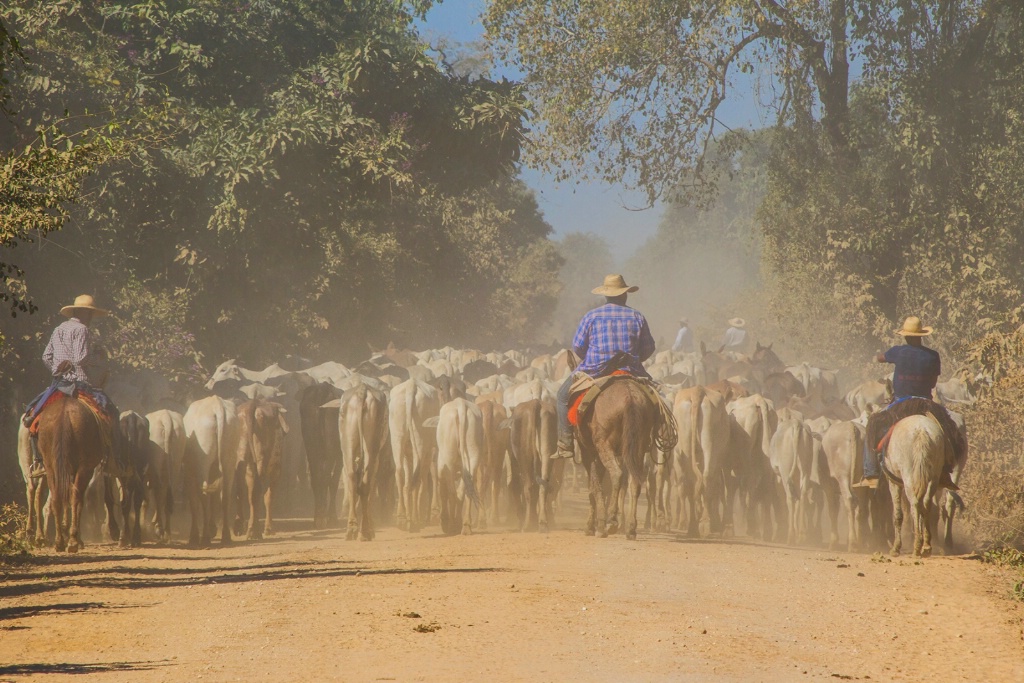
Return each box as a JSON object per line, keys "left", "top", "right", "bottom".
{"left": 895, "top": 316, "right": 932, "bottom": 337}
{"left": 60, "top": 294, "right": 109, "bottom": 318}
{"left": 728, "top": 317, "right": 746, "bottom": 328}
{"left": 592, "top": 274, "right": 639, "bottom": 297}
{"left": 679, "top": 317, "right": 689, "bottom": 326}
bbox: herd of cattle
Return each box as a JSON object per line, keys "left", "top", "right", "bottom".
{"left": 16, "top": 342, "right": 976, "bottom": 555}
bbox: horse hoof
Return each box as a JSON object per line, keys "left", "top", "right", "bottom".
{"left": 599, "top": 531, "right": 609, "bottom": 538}
{"left": 626, "top": 531, "right": 637, "bottom": 540}
{"left": 585, "top": 529, "right": 596, "bottom": 537}
{"left": 67, "top": 542, "right": 79, "bottom": 554}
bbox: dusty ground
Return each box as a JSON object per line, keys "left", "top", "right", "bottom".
{"left": 1, "top": 493, "right": 1022, "bottom": 682}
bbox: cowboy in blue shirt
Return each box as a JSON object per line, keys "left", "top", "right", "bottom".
{"left": 552, "top": 274, "right": 656, "bottom": 459}
{"left": 854, "top": 316, "right": 960, "bottom": 490}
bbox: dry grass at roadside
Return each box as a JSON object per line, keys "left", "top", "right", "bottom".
{"left": 960, "top": 368, "right": 1024, "bottom": 550}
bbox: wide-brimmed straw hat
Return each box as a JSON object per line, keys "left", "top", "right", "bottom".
{"left": 679, "top": 317, "right": 689, "bottom": 326}
{"left": 728, "top": 317, "right": 746, "bottom": 328}
{"left": 592, "top": 274, "right": 639, "bottom": 297}
{"left": 895, "top": 316, "right": 932, "bottom": 337}
{"left": 60, "top": 294, "right": 110, "bottom": 318}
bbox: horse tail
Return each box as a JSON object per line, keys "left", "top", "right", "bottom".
{"left": 621, "top": 385, "right": 648, "bottom": 486}
{"left": 52, "top": 397, "right": 77, "bottom": 512}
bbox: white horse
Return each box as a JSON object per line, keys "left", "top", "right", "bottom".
{"left": 883, "top": 414, "right": 951, "bottom": 557}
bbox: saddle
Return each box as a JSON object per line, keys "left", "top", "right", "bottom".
{"left": 567, "top": 370, "right": 678, "bottom": 455}
{"left": 868, "top": 397, "right": 964, "bottom": 472}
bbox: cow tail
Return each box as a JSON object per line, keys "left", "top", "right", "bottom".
{"left": 354, "top": 387, "right": 369, "bottom": 499}
{"left": 533, "top": 400, "right": 546, "bottom": 488}
{"left": 459, "top": 402, "right": 479, "bottom": 505}
{"left": 407, "top": 384, "right": 424, "bottom": 491}
{"left": 690, "top": 388, "right": 705, "bottom": 502}
{"left": 849, "top": 425, "right": 863, "bottom": 491}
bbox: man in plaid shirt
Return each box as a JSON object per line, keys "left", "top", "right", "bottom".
{"left": 553, "top": 274, "right": 656, "bottom": 458}
{"left": 25, "top": 295, "right": 120, "bottom": 477}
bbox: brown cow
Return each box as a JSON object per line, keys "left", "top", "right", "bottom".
{"left": 476, "top": 399, "right": 510, "bottom": 528}
{"left": 234, "top": 398, "right": 289, "bottom": 540}
{"left": 508, "top": 399, "right": 563, "bottom": 532}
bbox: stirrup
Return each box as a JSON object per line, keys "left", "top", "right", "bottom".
{"left": 29, "top": 461, "right": 46, "bottom": 479}
{"left": 551, "top": 438, "right": 575, "bottom": 460}
{"left": 852, "top": 476, "right": 879, "bottom": 489}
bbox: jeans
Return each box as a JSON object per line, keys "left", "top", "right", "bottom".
{"left": 556, "top": 375, "right": 574, "bottom": 440}
{"left": 863, "top": 440, "right": 880, "bottom": 479}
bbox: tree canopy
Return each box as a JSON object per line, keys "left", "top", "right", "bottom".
{"left": 0, "top": 0, "right": 561, "bottom": 398}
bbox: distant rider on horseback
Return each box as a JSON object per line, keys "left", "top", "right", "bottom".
{"left": 853, "top": 316, "right": 963, "bottom": 490}
{"left": 552, "top": 274, "right": 656, "bottom": 459}
{"left": 24, "top": 294, "right": 125, "bottom": 478}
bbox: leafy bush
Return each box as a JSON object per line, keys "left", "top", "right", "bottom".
{"left": 0, "top": 502, "right": 31, "bottom": 563}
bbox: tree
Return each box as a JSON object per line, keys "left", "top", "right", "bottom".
{"left": 485, "top": 0, "right": 952, "bottom": 204}
{"left": 0, "top": 0, "right": 558, "bottom": 395}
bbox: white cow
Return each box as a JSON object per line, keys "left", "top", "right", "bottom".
{"left": 726, "top": 394, "right": 779, "bottom": 540}
{"left": 432, "top": 397, "right": 484, "bottom": 535}
{"left": 339, "top": 384, "right": 389, "bottom": 541}
{"left": 389, "top": 379, "right": 441, "bottom": 532}
{"left": 844, "top": 379, "right": 891, "bottom": 414}
{"left": 183, "top": 396, "right": 240, "bottom": 546}
{"left": 145, "top": 409, "right": 185, "bottom": 543}
{"left": 769, "top": 418, "right": 815, "bottom": 545}
{"left": 821, "top": 420, "right": 869, "bottom": 552}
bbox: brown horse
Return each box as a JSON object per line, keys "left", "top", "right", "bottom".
{"left": 576, "top": 379, "right": 661, "bottom": 540}
{"left": 36, "top": 394, "right": 110, "bottom": 553}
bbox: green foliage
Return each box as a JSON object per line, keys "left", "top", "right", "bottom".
{"left": 0, "top": 0, "right": 554, "bottom": 402}
{"left": 759, "top": 0, "right": 1024, "bottom": 363}
{"left": 99, "top": 279, "right": 204, "bottom": 387}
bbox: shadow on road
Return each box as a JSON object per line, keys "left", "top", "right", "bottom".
{"left": 0, "top": 563, "right": 506, "bottom": 599}
{"left": 0, "top": 602, "right": 107, "bottom": 622}
{"left": 0, "top": 660, "right": 170, "bottom": 676}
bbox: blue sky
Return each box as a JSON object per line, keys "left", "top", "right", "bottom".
{"left": 418, "top": 0, "right": 769, "bottom": 257}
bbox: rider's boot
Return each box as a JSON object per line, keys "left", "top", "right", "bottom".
{"left": 852, "top": 440, "right": 881, "bottom": 489}
{"left": 28, "top": 435, "right": 46, "bottom": 479}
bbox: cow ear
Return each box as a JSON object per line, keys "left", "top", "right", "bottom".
{"left": 278, "top": 412, "right": 289, "bottom": 434}
{"left": 422, "top": 416, "right": 440, "bottom": 429}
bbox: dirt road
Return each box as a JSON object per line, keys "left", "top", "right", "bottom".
{"left": 1, "top": 494, "right": 1022, "bottom": 682}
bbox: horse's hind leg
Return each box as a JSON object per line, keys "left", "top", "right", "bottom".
{"left": 604, "top": 461, "right": 623, "bottom": 537}
{"left": 68, "top": 469, "right": 92, "bottom": 553}
{"left": 888, "top": 481, "right": 904, "bottom": 557}
{"left": 626, "top": 473, "right": 643, "bottom": 540}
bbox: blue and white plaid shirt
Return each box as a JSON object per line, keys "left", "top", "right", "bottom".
{"left": 572, "top": 303, "right": 655, "bottom": 377}
{"left": 42, "top": 317, "right": 93, "bottom": 383}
